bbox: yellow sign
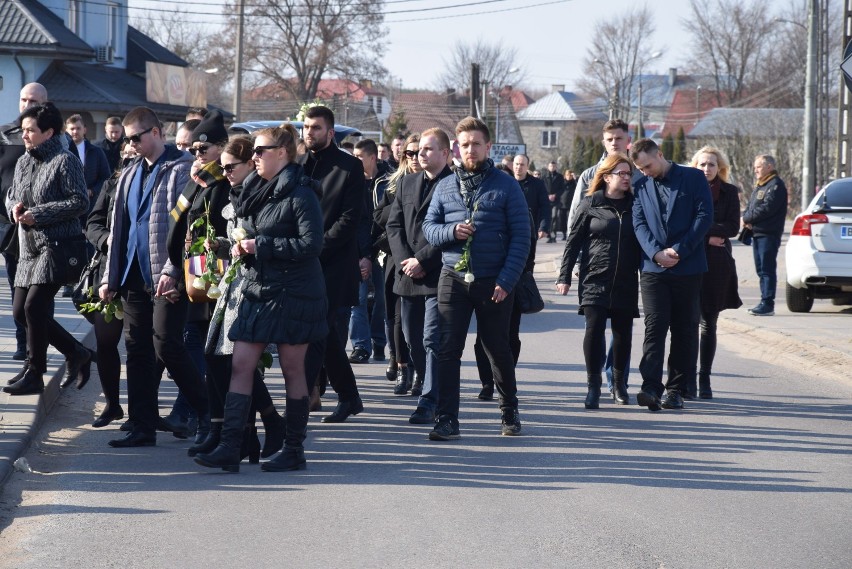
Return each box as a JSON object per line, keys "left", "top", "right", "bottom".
{"left": 146, "top": 62, "right": 207, "bottom": 108}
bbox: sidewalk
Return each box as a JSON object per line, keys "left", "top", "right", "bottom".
{"left": 0, "top": 259, "right": 93, "bottom": 486}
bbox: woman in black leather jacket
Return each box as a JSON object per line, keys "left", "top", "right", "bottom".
{"left": 195, "top": 124, "right": 327, "bottom": 473}
{"left": 556, "top": 153, "right": 641, "bottom": 409}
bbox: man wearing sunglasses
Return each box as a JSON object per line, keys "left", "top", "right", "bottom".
{"left": 99, "top": 106, "right": 209, "bottom": 447}
{"left": 301, "top": 105, "right": 367, "bottom": 423}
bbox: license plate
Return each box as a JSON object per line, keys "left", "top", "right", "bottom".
{"left": 842, "top": 226, "right": 852, "bottom": 239}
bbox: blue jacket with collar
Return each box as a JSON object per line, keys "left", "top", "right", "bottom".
{"left": 423, "top": 166, "right": 530, "bottom": 293}
{"left": 632, "top": 162, "right": 713, "bottom": 275}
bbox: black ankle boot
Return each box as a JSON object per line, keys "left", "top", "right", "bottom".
{"left": 7, "top": 360, "right": 30, "bottom": 386}
{"left": 188, "top": 420, "right": 222, "bottom": 457}
{"left": 3, "top": 368, "right": 44, "bottom": 395}
{"left": 611, "top": 369, "right": 629, "bottom": 405}
{"left": 698, "top": 372, "right": 713, "bottom": 399}
{"left": 262, "top": 397, "right": 309, "bottom": 472}
{"left": 260, "top": 409, "right": 285, "bottom": 458}
{"left": 393, "top": 365, "right": 413, "bottom": 395}
{"left": 194, "top": 392, "right": 252, "bottom": 472}
{"left": 585, "top": 374, "right": 602, "bottom": 409}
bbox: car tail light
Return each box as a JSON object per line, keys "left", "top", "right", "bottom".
{"left": 791, "top": 213, "right": 829, "bottom": 236}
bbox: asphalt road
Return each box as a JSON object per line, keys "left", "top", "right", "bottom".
{"left": 1, "top": 246, "right": 850, "bottom": 569}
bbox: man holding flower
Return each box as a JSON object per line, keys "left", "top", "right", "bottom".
{"left": 422, "top": 117, "right": 530, "bottom": 441}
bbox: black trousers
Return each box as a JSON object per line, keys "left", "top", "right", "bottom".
{"left": 3, "top": 252, "right": 26, "bottom": 350}
{"left": 474, "top": 296, "right": 522, "bottom": 385}
{"left": 436, "top": 271, "right": 517, "bottom": 419}
{"left": 582, "top": 305, "right": 633, "bottom": 378}
{"left": 638, "top": 272, "right": 702, "bottom": 397}
{"left": 306, "top": 297, "right": 359, "bottom": 402}
{"left": 93, "top": 311, "right": 123, "bottom": 410}
{"left": 384, "top": 275, "right": 409, "bottom": 364}
{"left": 120, "top": 265, "right": 207, "bottom": 433}
{"left": 13, "top": 283, "right": 78, "bottom": 373}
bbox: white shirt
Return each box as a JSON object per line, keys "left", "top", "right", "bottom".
{"left": 75, "top": 140, "right": 86, "bottom": 169}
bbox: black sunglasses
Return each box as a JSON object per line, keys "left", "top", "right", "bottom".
{"left": 123, "top": 126, "right": 154, "bottom": 145}
{"left": 222, "top": 161, "right": 246, "bottom": 173}
{"left": 253, "top": 145, "right": 282, "bottom": 156}
{"left": 403, "top": 149, "right": 418, "bottom": 158}
{"left": 189, "top": 144, "right": 212, "bottom": 156}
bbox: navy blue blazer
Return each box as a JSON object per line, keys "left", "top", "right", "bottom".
{"left": 632, "top": 162, "right": 713, "bottom": 275}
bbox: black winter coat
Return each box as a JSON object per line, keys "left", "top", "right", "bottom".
{"left": 373, "top": 178, "right": 400, "bottom": 292}
{"left": 558, "top": 190, "right": 640, "bottom": 314}
{"left": 742, "top": 174, "right": 787, "bottom": 237}
{"left": 518, "top": 174, "right": 551, "bottom": 233}
{"left": 85, "top": 173, "right": 118, "bottom": 286}
{"left": 386, "top": 167, "right": 452, "bottom": 296}
{"left": 229, "top": 163, "right": 328, "bottom": 345}
{"left": 701, "top": 180, "right": 743, "bottom": 313}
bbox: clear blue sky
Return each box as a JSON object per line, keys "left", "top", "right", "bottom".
{"left": 130, "top": 0, "right": 697, "bottom": 93}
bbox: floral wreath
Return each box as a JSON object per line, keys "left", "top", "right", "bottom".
{"left": 295, "top": 100, "right": 324, "bottom": 122}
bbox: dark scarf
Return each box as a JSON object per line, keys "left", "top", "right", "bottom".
{"left": 709, "top": 176, "right": 722, "bottom": 203}
{"left": 235, "top": 162, "right": 303, "bottom": 218}
{"left": 456, "top": 158, "right": 494, "bottom": 208}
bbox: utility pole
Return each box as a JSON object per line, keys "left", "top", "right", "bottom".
{"left": 232, "top": 0, "right": 245, "bottom": 122}
{"left": 802, "top": 0, "right": 818, "bottom": 209}
{"left": 836, "top": 0, "right": 852, "bottom": 179}
{"left": 470, "top": 63, "right": 480, "bottom": 117}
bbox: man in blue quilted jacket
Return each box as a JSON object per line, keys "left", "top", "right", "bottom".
{"left": 423, "top": 117, "right": 530, "bottom": 441}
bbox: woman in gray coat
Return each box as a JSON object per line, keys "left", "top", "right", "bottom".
{"left": 3, "top": 103, "right": 92, "bottom": 396}
{"left": 195, "top": 125, "right": 327, "bottom": 473}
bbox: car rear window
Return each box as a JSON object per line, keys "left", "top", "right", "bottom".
{"left": 817, "top": 180, "right": 852, "bottom": 209}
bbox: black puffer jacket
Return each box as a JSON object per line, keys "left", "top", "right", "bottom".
{"left": 742, "top": 174, "right": 787, "bottom": 237}
{"left": 557, "top": 189, "right": 640, "bottom": 313}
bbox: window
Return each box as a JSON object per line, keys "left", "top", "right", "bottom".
{"left": 68, "top": 0, "right": 81, "bottom": 34}
{"left": 541, "top": 130, "right": 558, "bottom": 148}
{"left": 376, "top": 97, "right": 383, "bottom": 115}
{"left": 107, "top": 3, "right": 119, "bottom": 49}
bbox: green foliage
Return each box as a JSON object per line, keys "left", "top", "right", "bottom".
{"left": 383, "top": 109, "right": 409, "bottom": 141}
{"left": 661, "top": 133, "right": 674, "bottom": 160}
{"left": 673, "top": 127, "right": 687, "bottom": 164}
{"left": 570, "top": 135, "right": 587, "bottom": 172}
{"left": 584, "top": 136, "right": 603, "bottom": 168}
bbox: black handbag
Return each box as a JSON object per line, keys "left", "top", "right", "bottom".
{"left": 47, "top": 233, "right": 89, "bottom": 285}
{"left": 515, "top": 270, "right": 544, "bottom": 314}
{"left": 71, "top": 252, "right": 102, "bottom": 317}
{"left": 737, "top": 226, "right": 753, "bottom": 246}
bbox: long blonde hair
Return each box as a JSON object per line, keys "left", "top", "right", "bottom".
{"left": 387, "top": 133, "right": 420, "bottom": 194}
{"left": 690, "top": 145, "right": 730, "bottom": 183}
{"left": 587, "top": 153, "right": 632, "bottom": 196}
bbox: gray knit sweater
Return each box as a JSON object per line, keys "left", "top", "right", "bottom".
{"left": 5, "top": 135, "right": 88, "bottom": 287}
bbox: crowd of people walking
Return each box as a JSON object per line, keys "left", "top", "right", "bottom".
{"left": 0, "top": 82, "right": 789, "bottom": 473}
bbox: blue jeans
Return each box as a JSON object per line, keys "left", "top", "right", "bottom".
{"left": 401, "top": 295, "right": 440, "bottom": 412}
{"left": 603, "top": 338, "right": 629, "bottom": 390}
{"left": 753, "top": 234, "right": 781, "bottom": 305}
{"left": 349, "top": 260, "right": 386, "bottom": 352}
{"left": 171, "top": 320, "right": 207, "bottom": 420}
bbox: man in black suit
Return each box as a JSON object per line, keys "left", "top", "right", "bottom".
{"left": 96, "top": 116, "right": 124, "bottom": 173}
{"left": 386, "top": 127, "right": 453, "bottom": 424}
{"left": 302, "top": 105, "right": 366, "bottom": 423}
{"left": 65, "top": 114, "right": 111, "bottom": 208}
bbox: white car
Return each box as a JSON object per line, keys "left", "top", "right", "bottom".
{"left": 785, "top": 178, "right": 852, "bottom": 312}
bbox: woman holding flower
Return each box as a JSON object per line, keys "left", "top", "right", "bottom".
{"left": 195, "top": 124, "right": 327, "bottom": 473}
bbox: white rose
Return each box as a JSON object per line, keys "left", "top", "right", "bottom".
{"left": 464, "top": 272, "right": 475, "bottom": 283}
{"left": 231, "top": 227, "right": 248, "bottom": 242}
{"left": 206, "top": 285, "right": 222, "bottom": 299}
{"left": 192, "top": 276, "right": 207, "bottom": 290}
{"left": 114, "top": 308, "right": 124, "bottom": 320}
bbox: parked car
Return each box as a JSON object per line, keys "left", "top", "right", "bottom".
{"left": 785, "top": 178, "right": 852, "bottom": 312}
{"left": 228, "top": 120, "right": 362, "bottom": 144}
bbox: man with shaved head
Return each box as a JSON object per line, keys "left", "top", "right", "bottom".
{"left": 1, "top": 82, "right": 49, "bottom": 359}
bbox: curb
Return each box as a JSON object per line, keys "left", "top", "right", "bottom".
{"left": 0, "top": 327, "right": 95, "bottom": 487}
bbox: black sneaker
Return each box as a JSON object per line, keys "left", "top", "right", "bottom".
{"left": 501, "top": 408, "right": 522, "bottom": 436}
{"left": 661, "top": 390, "right": 684, "bottom": 409}
{"left": 749, "top": 302, "right": 775, "bottom": 316}
{"left": 409, "top": 407, "right": 436, "bottom": 425}
{"left": 348, "top": 348, "right": 370, "bottom": 363}
{"left": 429, "top": 416, "right": 461, "bottom": 441}
{"left": 637, "top": 390, "right": 662, "bottom": 412}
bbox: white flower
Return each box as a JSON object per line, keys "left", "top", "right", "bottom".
{"left": 231, "top": 227, "right": 247, "bottom": 242}
{"left": 114, "top": 308, "right": 124, "bottom": 320}
{"left": 206, "top": 285, "right": 222, "bottom": 299}
{"left": 192, "top": 276, "right": 207, "bottom": 290}
{"left": 464, "top": 272, "right": 475, "bottom": 283}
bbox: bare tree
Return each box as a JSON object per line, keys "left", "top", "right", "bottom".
{"left": 233, "top": 0, "right": 387, "bottom": 102}
{"left": 680, "top": 0, "right": 776, "bottom": 106}
{"left": 575, "top": 6, "right": 662, "bottom": 124}
{"left": 435, "top": 39, "right": 527, "bottom": 94}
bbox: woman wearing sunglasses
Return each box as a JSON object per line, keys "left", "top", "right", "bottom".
{"left": 188, "top": 137, "right": 285, "bottom": 462}
{"left": 556, "top": 153, "right": 641, "bottom": 409}
{"left": 373, "top": 134, "right": 421, "bottom": 394}
{"left": 164, "top": 111, "right": 232, "bottom": 443}
{"left": 195, "top": 124, "right": 327, "bottom": 473}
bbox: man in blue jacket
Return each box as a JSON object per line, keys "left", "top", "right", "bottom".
{"left": 423, "top": 117, "right": 530, "bottom": 440}
{"left": 631, "top": 139, "right": 713, "bottom": 411}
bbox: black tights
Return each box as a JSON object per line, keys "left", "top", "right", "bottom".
{"left": 582, "top": 305, "right": 633, "bottom": 377}
{"left": 205, "top": 354, "right": 272, "bottom": 419}
{"left": 13, "top": 284, "right": 78, "bottom": 373}
{"left": 93, "top": 311, "right": 123, "bottom": 411}
{"left": 699, "top": 310, "right": 719, "bottom": 375}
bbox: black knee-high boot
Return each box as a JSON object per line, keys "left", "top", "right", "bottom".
{"left": 262, "top": 397, "right": 309, "bottom": 472}
{"left": 194, "top": 392, "right": 252, "bottom": 472}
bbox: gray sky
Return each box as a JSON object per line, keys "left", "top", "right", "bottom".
{"left": 130, "top": 0, "right": 698, "bottom": 94}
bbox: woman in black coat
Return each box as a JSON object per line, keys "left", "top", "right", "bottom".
{"left": 195, "top": 124, "right": 327, "bottom": 473}
{"left": 689, "top": 146, "right": 742, "bottom": 399}
{"left": 556, "top": 153, "right": 641, "bottom": 409}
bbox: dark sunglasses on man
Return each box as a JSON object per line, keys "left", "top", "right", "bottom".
{"left": 122, "top": 126, "right": 154, "bottom": 145}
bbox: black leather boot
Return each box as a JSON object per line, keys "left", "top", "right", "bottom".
{"left": 411, "top": 371, "right": 424, "bottom": 397}
{"left": 611, "top": 369, "right": 629, "bottom": 405}
{"left": 260, "top": 409, "right": 285, "bottom": 458}
{"left": 585, "top": 373, "right": 602, "bottom": 409}
{"left": 262, "top": 397, "right": 309, "bottom": 472}
{"left": 241, "top": 425, "right": 261, "bottom": 464}
{"left": 682, "top": 372, "right": 698, "bottom": 400}
{"left": 187, "top": 420, "right": 222, "bottom": 457}
{"left": 698, "top": 372, "right": 713, "bottom": 399}
{"left": 61, "top": 344, "right": 95, "bottom": 389}
{"left": 194, "top": 392, "right": 252, "bottom": 472}
{"left": 7, "top": 360, "right": 30, "bottom": 386}
{"left": 393, "top": 365, "right": 413, "bottom": 395}
{"left": 3, "top": 367, "right": 44, "bottom": 395}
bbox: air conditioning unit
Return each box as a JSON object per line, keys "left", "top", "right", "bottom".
{"left": 95, "top": 45, "right": 114, "bottom": 63}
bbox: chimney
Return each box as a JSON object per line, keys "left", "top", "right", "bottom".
{"left": 360, "top": 78, "right": 373, "bottom": 90}
{"left": 668, "top": 68, "right": 677, "bottom": 87}
{"left": 552, "top": 84, "right": 565, "bottom": 93}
